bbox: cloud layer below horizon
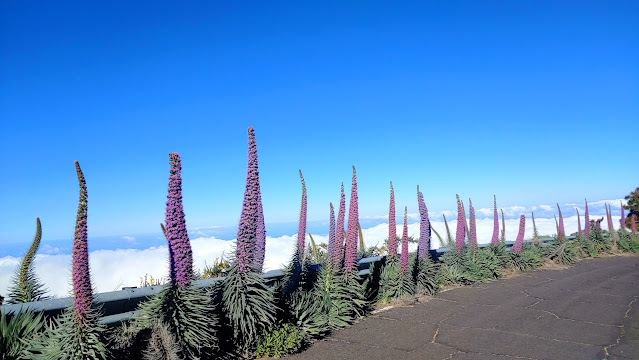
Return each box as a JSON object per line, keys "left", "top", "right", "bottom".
{"left": 0, "top": 210, "right": 627, "bottom": 299}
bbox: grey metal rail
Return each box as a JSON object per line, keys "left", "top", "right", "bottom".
{"left": 0, "top": 236, "right": 571, "bottom": 324}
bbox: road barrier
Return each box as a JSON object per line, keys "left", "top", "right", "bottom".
{"left": 0, "top": 236, "right": 569, "bottom": 324}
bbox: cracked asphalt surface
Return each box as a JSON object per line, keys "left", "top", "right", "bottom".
{"left": 288, "top": 255, "right": 639, "bottom": 360}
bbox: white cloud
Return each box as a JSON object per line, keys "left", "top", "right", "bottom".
{"left": 0, "top": 214, "right": 624, "bottom": 299}
{"left": 588, "top": 199, "right": 627, "bottom": 207}
{"left": 40, "top": 244, "right": 62, "bottom": 255}
{"left": 121, "top": 236, "right": 137, "bottom": 245}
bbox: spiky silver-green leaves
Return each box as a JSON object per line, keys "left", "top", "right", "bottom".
{"left": 222, "top": 265, "right": 276, "bottom": 352}
{"left": 30, "top": 306, "right": 107, "bottom": 360}
{"left": 128, "top": 283, "right": 218, "bottom": 359}
{"left": 291, "top": 267, "right": 364, "bottom": 338}
{"left": 7, "top": 218, "right": 49, "bottom": 304}
{"left": 1, "top": 308, "right": 45, "bottom": 360}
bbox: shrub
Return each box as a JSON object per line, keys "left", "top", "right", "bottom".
{"left": 485, "top": 243, "right": 510, "bottom": 268}
{"left": 413, "top": 257, "right": 439, "bottom": 295}
{"left": 544, "top": 240, "right": 577, "bottom": 265}
{"left": 510, "top": 243, "right": 543, "bottom": 271}
{"left": 255, "top": 323, "right": 304, "bottom": 358}
{"left": 439, "top": 246, "right": 500, "bottom": 284}
{"left": 378, "top": 260, "right": 413, "bottom": 301}
{"left": 1, "top": 309, "right": 45, "bottom": 360}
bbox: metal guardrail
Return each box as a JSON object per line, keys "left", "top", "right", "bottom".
{"left": 0, "top": 236, "right": 571, "bottom": 324}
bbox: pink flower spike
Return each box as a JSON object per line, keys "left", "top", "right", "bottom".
{"left": 469, "top": 198, "right": 477, "bottom": 251}
{"left": 455, "top": 194, "right": 465, "bottom": 252}
{"left": 513, "top": 214, "right": 526, "bottom": 253}
{"left": 584, "top": 199, "right": 590, "bottom": 238}
{"left": 72, "top": 161, "right": 93, "bottom": 322}
{"left": 491, "top": 196, "right": 499, "bottom": 245}
{"left": 388, "top": 182, "right": 397, "bottom": 260}
{"left": 344, "top": 166, "right": 359, "bottom": 272}
{"left": 297, "top": 170, "right": 307, "bottom": 256}
{"left": 400, "top": 206, "right": 409, "bottom": 274}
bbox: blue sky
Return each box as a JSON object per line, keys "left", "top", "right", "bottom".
{"left": 1, "top": 1, "right": 638, "bottom": 253}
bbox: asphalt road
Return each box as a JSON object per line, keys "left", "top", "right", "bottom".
{"left": 289, "top": 255, "right": 639, "bottom": 360}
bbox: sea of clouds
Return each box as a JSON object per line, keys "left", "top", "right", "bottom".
{"left": 0, "top": 199, "right": 627, "bottom": 299}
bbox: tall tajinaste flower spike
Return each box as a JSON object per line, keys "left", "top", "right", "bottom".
{"left": 620, "top": 201, "right": 626, "bottom": 229}
{"left": 584, "top": 199, "right": 590, "bottom": 238}
{"left": 606, "top": 204, "right": 619, "bottom": 246}
{"left": 461, "top": 199, "right": 470, "bottom": 239}
{"left": 455, "top": 194, "right": 465, "bottom": 251}
{"left": 297, "top": 170, "right": 307, "bottom": 255}
{"left": 513, "top": 214, "right": 526, "bottom": 253}
{"left": 556, "top": 203, "right": 565, "bottom": 241}
{"left": 333, "top": 183, "right": 346, "bottom": 267}
{"left": 72, "top": 161, "right": 93, "bottom": 321}
{"left": 343, "top": 166, "right": 359, "bottom": 271}
{"left": 235, "top": 127, "right": 265, "bottom": 273}
{"left": 254, "top": 198, "right": 266, "bottom": 272}
{"left": 417, "top": 186, "right": 430, "bottom": 260}
{"left": 166, "top": 153, "right": 193, "bottom": 286}
{"left": 20, "top": 218, "right": 42, "bottom": 297}
{"left": 531, "top": 212, "right": 540, "bottom": 244}
{"left": 576, "top": 208, "right": 582, "bottom": 237}
{"left": 443, "top": 214, "right": 453, "bottom": 246}
{"left": 500, "top": 209, "right": 506, "bottom": 243}
{"left": 327, "top": 203, "right": 336, "bottom": 264}
{"left": 469, "top": 198, "right": 477, "bottom": 251}
{"left": 400, "top": 206, "right": 409, "bottom": 274}
{"left": 388, "top": 181, "right": 397, "bottom": 260}
{"left": 491, "top": 195, "right": 499, "bottom": 245}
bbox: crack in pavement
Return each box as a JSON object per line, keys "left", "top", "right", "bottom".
{"left": 602, "top": 298, "right": 637, "bottom": 359}
{"left": 434, "top": 322, "right": 601, "bottom": 348}
{"left": 431, "top": 336, "right": 543, "bottom": 360}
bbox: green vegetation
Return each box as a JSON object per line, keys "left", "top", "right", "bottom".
{"left": 255, "top": 323, "right": 304, "bottom": 358}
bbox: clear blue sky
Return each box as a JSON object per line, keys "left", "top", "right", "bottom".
{"left": 1, "top": 1, "right": 637, "bottom": 248}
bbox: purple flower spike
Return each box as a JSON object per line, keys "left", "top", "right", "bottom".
{"left": 72, "top": 161, "right": 93, "bottom": 322}
{"left": 632, "top": 214, "right": 636, "bottom": 234}
{"left": 584, "top": 199, "right": 590, "bottom": 238}
{"left": 455, "top": 194, "right": 465, "bottom": 251}
{"left": 576, "top": 208, "right": 582, "bottom": 237}
{"left": 343, "top": 166, "right": 359, "bottom": 272}
{"left": 513, "top": 214, "right": 526, "bottom": 253}
{"left": 388, "top": 182, "right": 397, "bottom": 260}
{"left": 500, "top": 209, "right": 506, "bottom": 243}
{"left": 417, "top": 186, "right": 430, "bottom": 260}
{"left": 166, "top": 153, "right": 193, "bottom": 286}
{"left": 620, "top": 201, "right": 626, "bottom": 229}
{"left": 400, "top": 206, "right": 409, "bottom": 274}
{"left": 556, "top": 204, "right": 565, "bottom": 241}
{"left": 327, "top": 203, "right": 336, "bottom": 265}
{"left": 254, "top": 198, "right": 266, "bottom": 272}
{"left": 236, "top": 127, "right": 265, "bottom": 273}
{"left": 333, "top": 183, "right": 346, "bottom": 267}
{"left": 297, "top": 170, "right": 307, "bottom": 256}
{"left": 491, "top": 196, "right": 499, "bottom": 245}
{"left": 469, "top": 199, "right": 477, "bottom": 251}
